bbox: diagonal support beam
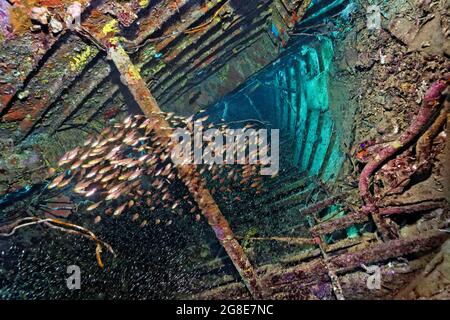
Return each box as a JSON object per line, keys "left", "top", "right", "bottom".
{"left": 103, "top": 40, "right": 264, "bottom": 298}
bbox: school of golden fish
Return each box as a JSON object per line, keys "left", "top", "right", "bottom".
{"left": 48, "top": 111, "right": 267, "bottom": 227}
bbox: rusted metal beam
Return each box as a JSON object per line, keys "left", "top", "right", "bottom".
{"left": 9, "top": 1, "right": 243, "bottom": 141}
{"left": 310, "top": 210, "right": 369, "bottom": 236}
{"left": 85, "top": 6, "right": 268, "bottom": 123}
{"left": 379, "top": 200, "right": 446, "bottom": 216}
{"left": 253, "top": 175, "right": 310, "bottom": 206}
{"left": 154, "top": 5, "right": 272, "bottom": 101}
{"left": 104, "top": 40, "right": 264, "bottom": 299}
{"left": 298, "top": 194, "right": 344, "bottom": 216}
{"left": 2, "top": 0, "right": 159, "bottom": 140}
{"left": 124, "top": 0, "right": 194, "bottom": 47}
{"left": 310, "top": 199, "right": 447, "bottom": 237}
{"left": 2, "top": 0, "right": 276, "bottom": 144}
{"left": 272, "top": 0, "right": 293, "bottom": 28}
{"left": 45, "top": 1, "right": 220, "bottom": 134}
{"left": 160, "top": 30, "right": 270, "bottom": 106}
{"left": 265, "top": 232, "right": 447, "bottom": 288}
{"left": 0, "top": 0, "right": 96, "bottom": 113}
{"left": 306, "top": 197, "right": 345, "bottom": 300}
{"left": 65, "top": 81, "right": 120, "bottom": 127}
{"left": 261, "top": 186, "right": 314, "bottom": 213}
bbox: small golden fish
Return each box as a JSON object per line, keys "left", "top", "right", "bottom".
{"left": 80, "top": 151, "right": 90, "bottom": 161}
{"left": 90, "top": 146, "right": 108, "bottom": 157}
{"left": 98, "top": 166, "right": 113, "bottom": 174}
{"left": 101, "top": 172, "right": 117, "bottom": 183}
{"left": 197, "top": 115, "right": 209, "bottom": 122}
{"left": 125, "top": 160, "right": 139, "bottom": 168}
{"left": 162, "top": 163, "right": 172, "bottom": 173}
{"left": 107, "top": 135, "right": 121, "bottom": 143}
{"left": 58, "top": 175, "right": 74, "bottom": 188}
{"left": 105, "top": 191, "right": 120, "bottom": 201}
{"left": 139, "top": 118, "right": 151, "bottom": 129}
{"left": 123, "top": 116, "right": 132, "bottom": 126}
{"left": 84, "top": 137, "right": 93, "bottom": 146}
{"left": 167, "top": 172, "right": 175, "bottom": 180}
{"left": 91, "top": 139, "right": 101, "bottom": 148}
{"left": 58, "top": 156, "right": 72, "bottom": 167}
{"left": 160, "top": 153, "right": 169, "bottom": 162}
{"left": 93, "top": 173, "right": 104, "bottom": 183}
{"left": 251, "top": 182, "right": 259, "bottom": 188}
{"left": 127, "top": 169, "right": 142, "bottom": 181}
{"left": 70, "top": 159, "right": 83, "bottom": 170}
{"left": 88, "top": 157, "right": 103, "bottom": 166}
{"left": 138, "top": 154, "right": 149, "bottom": 162}
{"left": 146, "top": 157, "right": 158, "bottom": 166}
{"left": 94, "top": 215, "right": 102, "bottom": 224}
{"left": 109, "top": 182, "right": 126, "bottom": 195}
{"left": 48, "top": 174, "right": 65, "bottom": 189}
{"left": 119, "top": 171, "right": 133, "bottom": 181}
{"left": 105, "top": 146, "right": 121, "bottom": 159}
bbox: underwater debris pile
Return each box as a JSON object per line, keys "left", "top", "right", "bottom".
{"left": 355, "top": 77, "right": 449, "bottom": 239}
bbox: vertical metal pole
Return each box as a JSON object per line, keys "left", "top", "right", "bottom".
{"left": 106, "top": 43, "right": 264, "bottom": 299}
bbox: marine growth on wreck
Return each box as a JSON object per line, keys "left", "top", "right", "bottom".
{"left": 0, "top": 0, "right": 449, "bottom": 303}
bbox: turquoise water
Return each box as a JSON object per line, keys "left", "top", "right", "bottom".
{"left": 204, "top": 35, "right": 344, "bottom": 182}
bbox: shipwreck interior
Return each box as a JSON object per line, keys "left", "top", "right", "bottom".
{"left": 0, "top": 0, "right": 449, "bottom": 300}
